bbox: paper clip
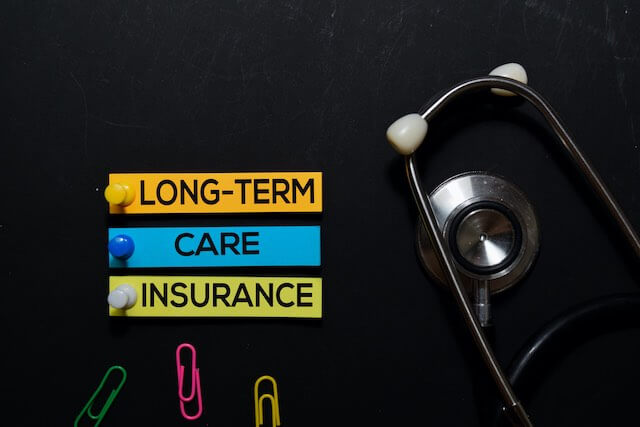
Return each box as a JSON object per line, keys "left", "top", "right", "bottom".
{"left": 74, "top": 365, "right": 127, "bottom": 427}
{"left": 254, "top": 375, "right": 281, "bottom": 427}
{"left": 176, "top": 343, "right": 203, "bottom": 420}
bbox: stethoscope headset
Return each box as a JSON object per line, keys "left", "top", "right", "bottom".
{"left": 386, "top": 63, "right": 640, "bottom": 426}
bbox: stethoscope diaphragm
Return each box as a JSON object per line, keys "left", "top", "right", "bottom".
{"left": 416, "top": 172, "right": 540, "bottom": 295}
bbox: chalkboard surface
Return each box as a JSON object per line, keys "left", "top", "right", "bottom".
{"left": 5, "top": 1, "right": 640, "bottom": 426}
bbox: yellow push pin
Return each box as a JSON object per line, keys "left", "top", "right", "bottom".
{"left": 104, "top": 183, "right": 135, "bottom": 206}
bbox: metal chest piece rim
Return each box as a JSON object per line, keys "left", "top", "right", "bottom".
{"left": 416, "top": 172, "right": 540, "bottom": 294}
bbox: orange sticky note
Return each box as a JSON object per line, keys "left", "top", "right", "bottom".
{"left": 106, "top": 172, "right": 322, "bottom": 214}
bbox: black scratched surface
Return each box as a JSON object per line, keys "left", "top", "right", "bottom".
{"left": 4, "top": 1, "right": 640, "bottom": 426}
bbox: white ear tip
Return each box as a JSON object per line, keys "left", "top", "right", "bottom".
{"left": 489, "top": 63, "right": 528, "bottom": 96}
{"left": 386, "top": 113, "right": 428, "bottom": 155}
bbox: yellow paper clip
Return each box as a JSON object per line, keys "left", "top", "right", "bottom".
{"left": 254, "top": 375, "right": 281, "bottom": 427}
{"left": 74, "top": 366, "right": 127, "bottom": 426}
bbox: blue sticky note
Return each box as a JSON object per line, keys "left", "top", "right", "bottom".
{"left": 108, "top": 226, "right": 320, "bottom": 268}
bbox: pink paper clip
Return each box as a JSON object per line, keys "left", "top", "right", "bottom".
{"left": 176, "top": 343, "right": 203, "bottom": 420}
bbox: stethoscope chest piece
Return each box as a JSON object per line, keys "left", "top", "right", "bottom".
{"left": 417, "top": 172, "right": 539, "bottom": 296}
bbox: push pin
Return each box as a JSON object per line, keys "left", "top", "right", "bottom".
{"left": 104, "top": 183, "right": 135, "bottom": 206}
{"left": 108, "top": 234, "right": 135, "bottom": 260}
{"left": 108, "top": 284, "right": 137, "bottom": 310}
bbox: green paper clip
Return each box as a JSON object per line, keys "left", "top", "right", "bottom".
{"left": 74, "top": 365, "right": 127, "bottom": 426}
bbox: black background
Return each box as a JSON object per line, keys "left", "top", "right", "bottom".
{"left": 4, "top": 1, "right": 640, "bottom": 426}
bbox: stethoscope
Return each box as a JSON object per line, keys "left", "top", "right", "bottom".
{"left": 386, "top": 63, "right": 640, "bottom": 426}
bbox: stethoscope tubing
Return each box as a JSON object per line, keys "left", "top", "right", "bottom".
{"left": 405, "top": 75, "right": 640, "bottom": 426}
{"left": 492, "top": 293, "right": 640, "bottom": 426}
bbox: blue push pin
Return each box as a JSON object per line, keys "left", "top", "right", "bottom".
{"left": 108, "top": 234, "right": 135, "bottom": 260}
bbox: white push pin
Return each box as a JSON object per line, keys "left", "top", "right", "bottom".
{"left": 386, "top": 113, "right": 428, "bottom": 155}
{"left": 489, "top": 63, "right": 528, "bottom": 96}
{"left": 107, "top": 284, "right": 137, "bottom": 310}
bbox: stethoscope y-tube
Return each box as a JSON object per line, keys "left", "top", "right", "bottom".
{"left": 387, "top": 65, "right": 640, "bottom": 426}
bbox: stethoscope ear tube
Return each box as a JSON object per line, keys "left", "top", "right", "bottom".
{"left": 399, "top": 75, "right": 640, "bottom": 427}
{"left": 419, "top": 76, "right": 640, "bottom": 259}
{"left": 406, "top": 155, "right": 533, "bottom": 427}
